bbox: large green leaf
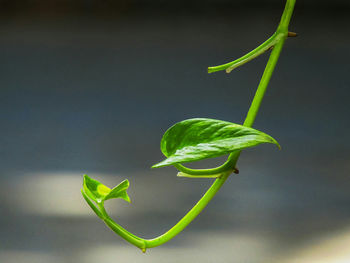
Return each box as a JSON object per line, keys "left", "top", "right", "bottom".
{"left": 152, "top": 118, "right": 280, "bottom": 168}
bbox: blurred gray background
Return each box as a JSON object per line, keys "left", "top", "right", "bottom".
{"left": 0, "top": 0, "right": 349, "bottom": 262}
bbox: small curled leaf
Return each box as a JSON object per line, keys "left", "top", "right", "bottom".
{"left": 83, "top": 175, "right": 131, "bottom": 203}
{"left": 105, "top": 179, "right": 131, "bottom": 203}
{"left": 152, "top": 118, "right": 280, "bottom": 168}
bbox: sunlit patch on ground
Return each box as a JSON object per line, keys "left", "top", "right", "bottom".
{"left": 75, "top": 231, "right": 279, "bottom": 263}
{"left": 2, "top": 229, "right": 350, "bottom": 263}
{"left": 2, "top": 171, "right": 195, "bottom": 217}
{"left": 277, "top": 228, "right": 350, "bottom": 263}
{"left": 0, "top": 250, "right": 60, "bottom": 263}
{"left": 3, "top": 172, "right": 116, "bottom": 217}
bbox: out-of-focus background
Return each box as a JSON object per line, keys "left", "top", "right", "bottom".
{"left": 1, "top": 0, "right": 349, "bottom": 262}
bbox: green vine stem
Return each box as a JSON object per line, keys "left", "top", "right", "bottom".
{"left": 83, "top": 0, "right": 296, "bottom": 252}
{"left": 207, "top": 33, "right": 278, "bottom": 74}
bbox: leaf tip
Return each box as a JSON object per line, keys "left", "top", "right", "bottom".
{"left": 271, "top": 138, "right": 281, "bottom": 150}
{"left": 225, "top": 67, "right": 233, "bottom": 73}
{"left": 263, "top": 134, "right": 281, "bottom": 150}
{"left": 123, "top": 179, "right": 130, "bottom": 187}
{"left": 124, "top": 194, "right": 132, "bottom": 203}
{"left": 103, "top": 179, "right": 132, "bottom": 203}
{"left": 151, "top": 162, "right": 164, "bottom": 169}
{"left": 176, "top": 172, "right": 185, "bottom": 177}
{"left": 83, "top": 174, "right": 89, "bottom": 182}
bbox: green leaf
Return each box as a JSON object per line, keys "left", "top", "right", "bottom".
{"left": 105, "top": 179, "right": 131, "bottom": 203}
{"left": 83, "top": 175, "right": 131, "bottom": 203}
{"left": 152, "top": 118, "right": 280, "bottom": 168}
{"left": 83, "top": 174, "right": 110, "bottom": 203}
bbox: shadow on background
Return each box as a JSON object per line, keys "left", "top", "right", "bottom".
{"left": 0, "top": 1, "right": 349, "bottom": 262}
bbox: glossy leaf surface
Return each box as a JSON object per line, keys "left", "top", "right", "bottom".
{"left": 105, "top": 179, "right": 131, "bottom": 203}
{"left": 83, "top": 175, "right": 130, "bottom": 203}
{"left": 153, "top": 118, "right": 279, "bottom": 168}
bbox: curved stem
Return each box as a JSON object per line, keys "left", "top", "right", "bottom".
{"left": 86, "top": 0, "right": 296, "bottom": 251}
{"left": 81, "top": 189, "right": 103, "bottom": 219}
{"left": 242, "top": 36, "right": 285, "bottom": 128}
{"left": 98, "top": 202, "right": 147, "bottom": 250}
{"left": 242, "top": 0, "right": 295, "bottom": 128}
{"left": 145, "top": 169, "right": 234, "bottom": 248}
{"left": 177, "top": 171, "right": 223, "bottom": 178}
{"left": 208, "top": 33, "right": 278, "bottom": 73}
{"left": 174, "top": 159, "right": 236, "bottom": 175}
{"left": 101, "top": 168, "right": 236, "bottom": 251}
